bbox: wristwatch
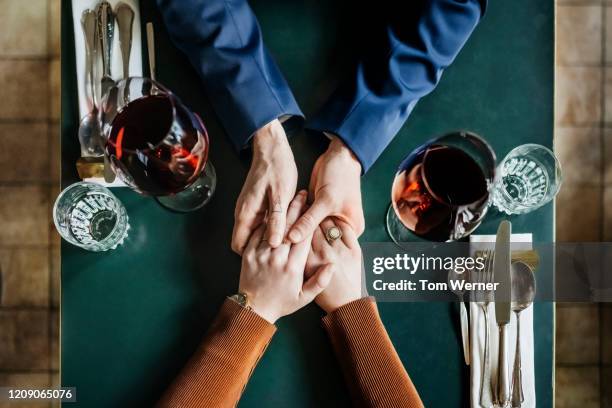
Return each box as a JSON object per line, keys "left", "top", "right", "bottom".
{"left": 228, "top": 292, "right": 250, "bottom": 309}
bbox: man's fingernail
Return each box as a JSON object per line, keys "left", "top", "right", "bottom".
{"left": 289, "top": 230, "right": 301, "bottom": 242}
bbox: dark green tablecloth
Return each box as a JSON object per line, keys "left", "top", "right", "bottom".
{"left": 61, "top": 1, "right": 554, "bottom": 406}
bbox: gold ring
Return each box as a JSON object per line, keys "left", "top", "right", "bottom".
{"left": 325, "top": 226, "right": 342, "bottom": 244}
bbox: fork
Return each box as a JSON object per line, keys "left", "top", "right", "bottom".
{"left": 474, "top": 249, "right": 495, "bottom": 407}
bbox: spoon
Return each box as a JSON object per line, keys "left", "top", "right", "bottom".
{"left": 96, "top": 2, "right": 116, "bottom": 183}
{"left": 510, "top": 261, "right": 536, "bottom": 407}
{"left": 115, "top": 3, "right": 134, "bottom": 79}
{"left": 77, "top": 10, "right": 104, "bottom": 158}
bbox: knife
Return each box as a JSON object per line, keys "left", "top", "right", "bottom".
{"left": 494, "top": 220, "right": 512, "bottom": 406}
{"left": 97, "top": 1, "right": 115, "bottom": 99}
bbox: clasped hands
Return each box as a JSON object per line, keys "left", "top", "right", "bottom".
{"left": 232, "top": 119, "right": 365, "bottom": 322}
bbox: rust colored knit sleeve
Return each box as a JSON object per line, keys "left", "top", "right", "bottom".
{"left": 158, "top": 299, "right": 276, "bottom": 408}
{"left": 322, "top": 297, "right": 424, "bottom": 408}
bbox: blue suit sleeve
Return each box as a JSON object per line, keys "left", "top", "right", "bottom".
{"left": 308, "top": 0, "right": 486, "bottom": 173}
{"left": 157, "top": 0, "right": 303, "bottom": 150}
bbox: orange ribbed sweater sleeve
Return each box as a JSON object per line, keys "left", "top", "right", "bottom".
{"left": 157, "top": 299, "right": 276, "bottom": 408}
{"left": 322, "top": 297, "right": 424, "bottom": 408}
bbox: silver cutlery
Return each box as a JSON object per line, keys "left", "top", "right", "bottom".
{"left": 115, "top": 2, "right": 134, "bottom": 79}
{"left": 448, "top": 268, "right": 470, "bottom": 366}
{"left": 77, "top": 9, "right": 104, "bottom": 158}
{"left": 494, "top": 220, "right": 512, "bottom": 406}
{"left": 97, "top": 1, "right": 115, "bottom": 98}
{"left": 96, "top": 1, "right": 116, "bottom": 183}
{"left": 510, "top": 261, "right": 536, "bottom": 408}
{"left": 473, "top": 249, "right": 495, "bottom": 407}
{"left": 146, "top": 22, "right": 157, "bottom": 81}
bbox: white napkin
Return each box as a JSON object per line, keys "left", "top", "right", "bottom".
{"left": 72, "top": 0, "right": 143, "bottom": 186}
{"left": 469, "top": 234, "right": 536, "bottom": 408}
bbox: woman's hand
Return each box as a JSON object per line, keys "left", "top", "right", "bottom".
{"left": 288, "top": 137, "right": 364, "bottom": 244}
{"left": 239, "top": 191, "right": 334, "bottom": 323}
{"left": 232, "top": 119, "right": 298, "bottom": 254}
{"left": 306, "top": 218, "right": 365, "bottom": 313}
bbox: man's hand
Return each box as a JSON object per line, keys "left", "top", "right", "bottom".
{"left": 306, "top": 218, "right": 364, "bottom": 313}
{"left": 239, "top": 191, "right": 334, "bottom": 323}
{"left": 288, "top": 136, "right": 364, "bottom": 244}
{"left": 232, "top": 119, "right": 298, "bottom": 254}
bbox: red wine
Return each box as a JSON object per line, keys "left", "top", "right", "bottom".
{"left": 392, "top": 145, "right": 489, "bottom": 241}
{"left": 106, "top": 95, "right": 208, "bottom": 196}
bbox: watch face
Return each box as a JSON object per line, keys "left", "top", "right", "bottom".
{"left": 231, "top": 293, "right": 248, "bottom": 307}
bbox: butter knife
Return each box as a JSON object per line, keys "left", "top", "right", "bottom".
{"left": 494, "top": 220, "right": 512, "bottom": 406}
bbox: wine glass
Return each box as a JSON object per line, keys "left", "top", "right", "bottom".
{"left": 99, "top": 77, "right": 216, "bottom": 212}
{"left": 386, "top": 131, "right": 496, "bottom": 243}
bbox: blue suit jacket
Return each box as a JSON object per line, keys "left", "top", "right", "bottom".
{"left": 158, "top": 0, "right": 486, "bottom": 172}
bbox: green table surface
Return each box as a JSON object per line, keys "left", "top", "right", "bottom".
{"left": 61, "top": 1, "right": 555, "bottom": 406}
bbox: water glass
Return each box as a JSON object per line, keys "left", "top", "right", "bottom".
{"left": 492, "top": 144, "right": 562, "bottom": 215}
{"left": 53, "top": 182, "right": 130, "bottom": 251}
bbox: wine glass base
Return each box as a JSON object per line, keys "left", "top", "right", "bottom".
{"left": 385, "top": 204, "right": 431, "bottom": 249}
{"left": 156, "top": 162, "right": 217, "bottom": 212}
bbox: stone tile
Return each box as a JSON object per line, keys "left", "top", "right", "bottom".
{"left": 0, "top": 186, "right": 49, "bottom": 246}
{"left": 50, "top": 372, "right": 60, "bottom": 408}
{"left": 50, "top": 246, "right": 59, "bottom": 308}
{"left": 603, "top": 365, "right": 612, "bottom": 408}
{"left": 556, "top": 185, "right": 601, "bottom": 241}
{"left": 0, "top": 0, "right": 48, "bottom": 57}
{"left": 555, "top": 127, "right": 601, "bottom": 185}
{"left": 49, "top": 122, "right": 60, "bottom": 183}
{"left": 604, "top": 129, "right": 612, "bottom": 184}
{"left": 557, "top": 67, "right": 601, "bottom": 125}
{"left": 49, "top": 185, "right": 61, "bottom": 247}
{"left": 0, "top": 60, "right": 49, "bottom": 120}
{"left": 0, "top": 373, "right": 50, "bottom": 408}
{"left": 0, "top": 310, "right": 49, "bottom": 370}
{"left": 50, "top": 371, "right": 59, "bottom": 388}
{"left": 0, "top": 248, "right": 49, "bottom": 307}
{"left": 559, "top": 0, "right": 601, "bottom": 3}
{"left": 605, "top": 187, "right": 612, "bottom": 240}
{"left": 50, "top": 310, "right": 58, "bottom": 371}
{"left": 603, "top": 302, "right": 612, "bottom": 364}
{"left": 0, "top": 123, "right": 49, "bottom": 182}
{"left": 555, "top": 366, "right": 600, "bottom": 408}
{"left": 606, "top": 7, "right": 612, "bottom": 64}
{"left": 49, "top": 0, "right": 60, "bottom": 57}
{"left": 556, "top": 304, "right": 600, "bottom": 364}
{"left": 557, "top": 5, "right": 602, "bottom": 65}
{"left": 603, "top": 68, "right": 612, "bottom": 125}
{"left": 49, "top": 58, "right": 60, "bottom": 121}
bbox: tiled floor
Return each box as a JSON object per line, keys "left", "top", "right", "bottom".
{"left": 0, "top": 0, "right": 60, "bottom": 407}
{"left": 0, "top": 0, "right": 610, "bottom": 407}
{"left": 556, "top": 0, "right": 612, "bottom": 407}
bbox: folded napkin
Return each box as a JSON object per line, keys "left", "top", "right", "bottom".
{"left": 72, "top": 0, "right": 143, "bottom": 186}
{"left": 469, "top": 234, "right": 536, "bottom": 408}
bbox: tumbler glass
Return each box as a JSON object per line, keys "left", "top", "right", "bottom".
{"left": 53, "top": 182, "right": 129, "bottom": 251}
{"left": 491, "top": 144, "right": 562, "bottom": 215}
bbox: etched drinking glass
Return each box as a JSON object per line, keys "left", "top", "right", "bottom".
{"left": 491, "top": 144, "right": 562, "bottom": 215}
{"left": 53, "top": 182, "right": 129, "bottom": 251}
